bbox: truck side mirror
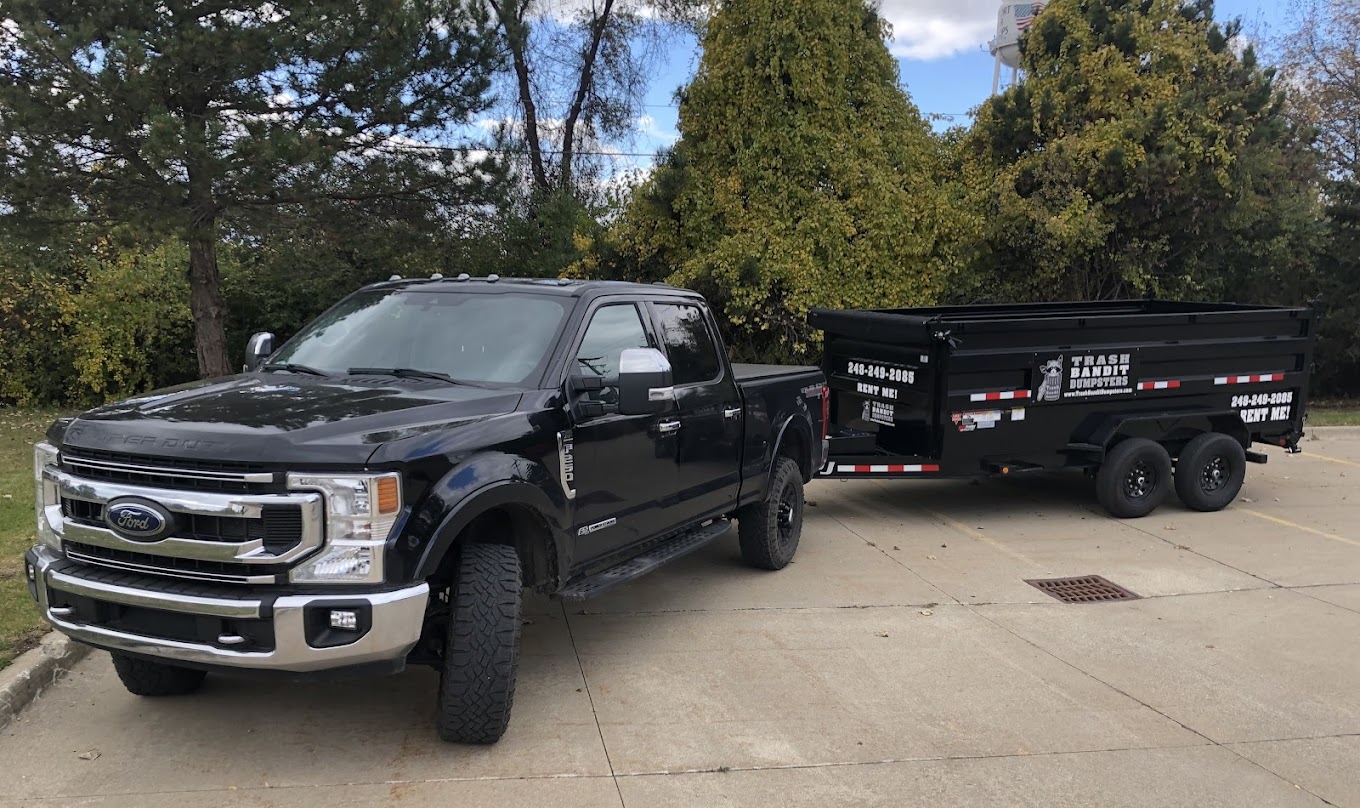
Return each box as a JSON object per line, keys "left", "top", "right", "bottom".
{"left": 617, "top": 348, "right": 673, "bottom": 415}
{"left": 244, "top": 332, "right": 275, "bottom": 372}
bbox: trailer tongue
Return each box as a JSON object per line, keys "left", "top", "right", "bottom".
{"left": 810, "top": 299, "right": 1317, "bottom": 518}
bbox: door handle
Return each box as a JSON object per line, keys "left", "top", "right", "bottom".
{"left": 723, "top": 406, "right": 742, "bottom": 419}
{"left": 49, "top": 606, "right": 75, "bottom": 618}
{"left": 658, "top": 419, "right": 682, "bottom": 434}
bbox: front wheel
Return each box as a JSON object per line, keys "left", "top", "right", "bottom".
{"left": 1174, "top": 432, "right": 1246, "bottom": 512}
{"left": 1096, "top": 438, "right": 1173, "bottom": 518}
{"left": 736, "top": 456, "right": 804, "bottom": 570}
{"left": 435, "top": 543, "right": 522, "bottom": 744}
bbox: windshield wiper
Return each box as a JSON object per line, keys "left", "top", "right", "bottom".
{"left": 347, "top": 367, "right": 484, "bottom": 387}
{"left": 261, "top": 363, "right": 330, "bottom": 377}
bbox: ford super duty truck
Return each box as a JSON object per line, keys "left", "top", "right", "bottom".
{"left": 25, "top": 278, "right": 826, "bottom": 743}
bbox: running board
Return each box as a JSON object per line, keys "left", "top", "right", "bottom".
{"left": 557, "top": 520, "right": 732, "bottom": 601}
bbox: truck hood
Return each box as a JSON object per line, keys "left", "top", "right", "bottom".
{"left": 56, "top": 374, "right": 524, "bottom": 467}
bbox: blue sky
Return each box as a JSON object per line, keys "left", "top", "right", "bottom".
{"left": 612, "top": 0, "right": 1287, "bottom": 173}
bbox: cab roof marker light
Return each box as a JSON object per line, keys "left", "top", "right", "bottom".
{"left": 430, "top": 272, "right": 444, "bottom": 279}
{"left": 487, "top": 274, "right": 500, "bottom": 282}
{"left": 456, "top": 273, "right": 470, "bottom": 281}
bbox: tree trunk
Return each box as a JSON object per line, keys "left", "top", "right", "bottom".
{"left": 187, "top": 218, "right": 231, "bottom": 378}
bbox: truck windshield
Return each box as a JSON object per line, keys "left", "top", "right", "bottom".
{"left": 267, "top": 289, "right": 571, "bottom": 386}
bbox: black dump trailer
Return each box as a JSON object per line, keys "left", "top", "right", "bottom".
{"left": 808, "top": 299, "right": 1318, "bottom": 517}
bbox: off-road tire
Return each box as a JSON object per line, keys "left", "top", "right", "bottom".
{"left": 1174, "top": 432, "right": 1247, "bottom": 512}
{"left": 110, "top": 652, "right": 207, "bottom": 696}
{"left": 737, "top": 456, "right": 804, "bottom": 570}
{"left": 436, "top": 543, "right": 522, "bottom": 744}
{"left": 1096, "top": 438, "right": 1173, "bottom": 518}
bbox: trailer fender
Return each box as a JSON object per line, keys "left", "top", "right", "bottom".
{"left": 1071, "top": 410, "right": 1250, "bottom": 462}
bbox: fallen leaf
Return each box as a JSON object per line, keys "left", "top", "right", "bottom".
{"left": 876, "top": 631, "right": 890, "bottom": 638}
{"left": 892, "top": 545, "right": 901, "bottom": 551}
{"left": 926, "top": 554, "right": 937, "bottom": 560}
{"left": 77, "top": 750, "right": 99, "bottom": 761}
{"left": 919, "top": 609, "right": 933, "bottom": 616}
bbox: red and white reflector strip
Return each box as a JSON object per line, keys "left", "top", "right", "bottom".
{"left": 841, "top": 464, "right": 940, "bottom": 473}
{"left": 1214, "top": 373, "right": 1284, "bottom": 385}
{"left": 1137, "top": 380, "right": 1181, "bottom": 390}
{"left": 969, "top": 390, "right": 1030, "bottom": 402}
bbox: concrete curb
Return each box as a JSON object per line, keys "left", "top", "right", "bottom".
{"left": 0, "top": 633, "right": 90, "bottom": 730}
{"left": 1307, "top": 425, "right": 1360, "bottom": 436}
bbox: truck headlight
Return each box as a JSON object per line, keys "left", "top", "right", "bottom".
{"left": 33, "top": 442, "right": 62, "bottom": 550}
{"left": 287, "top": 473, "right": 402, "bottom": 584}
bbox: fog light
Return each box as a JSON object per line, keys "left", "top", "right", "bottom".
{"left": 26, "top": 562, "right": 36, "bottom": 582}
{"left": 329, "top": 609, "right": 359, "bottom": 630}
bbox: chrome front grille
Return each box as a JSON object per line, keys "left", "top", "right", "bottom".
{"left": 61, "top": 497, "right": 303, "bottom": 552}
{"left": 42, "top": 465, "right": 324, "bottom": 585}
{"left": 59, "top": 449, "right": 276, "bottom": 494}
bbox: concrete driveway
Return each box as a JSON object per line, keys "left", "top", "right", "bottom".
{"left": 3, "top": 430, "right": 1358, "bottom": 807}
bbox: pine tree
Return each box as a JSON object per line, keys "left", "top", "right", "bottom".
{"left": 595, "top": 0, "right": 964, "bottom": 360}
{"left": 0, "top": 1, "right": 500, "bottom": 377}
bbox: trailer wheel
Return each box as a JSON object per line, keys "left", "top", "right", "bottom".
{"left": 436, "top": 543, "right": 522, "bottom": 744}
{"left": 1174, "top": 432, "right": 1246, "bottom": 512}
{"left": 1096, "top": 438, "right": 1173, "bottom": 518}
{"left": 737, "top": 456, "right": 803, "bottom": 570}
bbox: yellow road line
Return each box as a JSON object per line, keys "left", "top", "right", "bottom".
{"left": 1301, "top": 451, "right": 1360, "bottom": 469}
{"left": 1242, "top": 509, "right": 1360, "bottom": 548}
{"left": 919, "top": 508, "right": 1039, "bottom": 566}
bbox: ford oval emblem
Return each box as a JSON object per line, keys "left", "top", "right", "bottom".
{"left": 104, "top": 498, "right": 174, "bottom": 542}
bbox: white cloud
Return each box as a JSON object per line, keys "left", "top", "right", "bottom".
{"left": 877, "top": 0, "right": 1003, "bottom": 61}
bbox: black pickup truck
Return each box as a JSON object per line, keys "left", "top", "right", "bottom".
{"left": 26, "top": 278, "right": 826, "bottom": 743}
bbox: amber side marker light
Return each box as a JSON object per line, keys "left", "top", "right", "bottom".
{"left": 376, "top": 477, "right": 401, "bottom": 514}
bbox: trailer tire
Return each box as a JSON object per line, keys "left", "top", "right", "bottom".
{"left": 1096, "top": 438, "right": 1173, "bottom": 518}
{"left": 110, "top": 653, "right": 207, "bottom": 696}
{"left": 737, "top": 457, "right": 804, "bottom": 570}
{"left": 436, "top": 543, "right": 522, "bottom": 744}
{"left": 1174, "top": 432, "right": 1246, "bottom": 512}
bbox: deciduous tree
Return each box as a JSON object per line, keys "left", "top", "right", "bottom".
{"left": 962, "top": 0, "right": 1321, "bottom": 304}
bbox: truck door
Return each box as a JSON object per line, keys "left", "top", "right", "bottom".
{"left": 649, "top": 302, "right": 744, "bottom": 526}
{"left": 568, "top": 301, "right": 679, "bottom": 561}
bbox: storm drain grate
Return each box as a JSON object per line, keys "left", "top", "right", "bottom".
{"left": 1025, "top": 575, "right": 1141, "bottom": 604}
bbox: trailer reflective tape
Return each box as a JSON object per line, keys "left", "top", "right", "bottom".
{"left": 1214, "top": 373, "right": 1285, "bottom": 385}
{"left": 1136, "top": 380, "right": 1182, "bottom": 390}
{"left": 968, "top": 390, "right": 1031, "bottom": 402}
{"left": 843, "top": 464, "right": 940, "bottom": 473}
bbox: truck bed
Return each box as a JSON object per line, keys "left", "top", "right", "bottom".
{"left": 732, "top": 362, "right": 821, "bottom": 382}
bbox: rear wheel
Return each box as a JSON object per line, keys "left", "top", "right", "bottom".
{"left": 1096, "top": 438, "right": 1173, "bottom": 518}
{"left": 1174, "top": 432, "right": 1246, "bottom": 512}
{"left": 436, "top": 543, "right": 522, "bottom": 744}
{"left": 737, "top": 456, "right": 804, "bottom": 570}
{"left": 110, "top": 652, "right": 207, "bottom": 696}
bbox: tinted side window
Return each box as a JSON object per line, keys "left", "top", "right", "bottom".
{"left": 576, "top": 304, "right": 650, "bottom": 397}
{"left": 655, "top": 304, "right": 721, "bottom": 385}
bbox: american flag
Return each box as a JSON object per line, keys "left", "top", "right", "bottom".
{"left": 1015, "top": 2, "right": 1045, "bottom": 32}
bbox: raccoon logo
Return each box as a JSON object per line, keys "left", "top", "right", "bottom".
{"left": 1037, "top": 356, "right": 1064, "bottom": 402}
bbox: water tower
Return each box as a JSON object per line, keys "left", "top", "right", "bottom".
{"left": 988, "top": 2, "right": 1046, "bottom": 94}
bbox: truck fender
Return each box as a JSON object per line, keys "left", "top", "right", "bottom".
{"left": 407, "top": 453, "right": 571, "bottom": 587}
{"left": 770, "top": 412, "right": 815, "bottom": 484}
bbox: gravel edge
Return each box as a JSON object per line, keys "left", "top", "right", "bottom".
{"left": 0, "top": 633, "right": 90, "bottom": 730}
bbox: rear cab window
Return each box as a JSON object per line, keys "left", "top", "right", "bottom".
{"left": 653, "top": 303, "right": 722, "bottom": 386}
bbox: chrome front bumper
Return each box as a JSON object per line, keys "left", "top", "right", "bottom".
{"left": 27, "top": 545, "right": 428, "bottom": 673}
